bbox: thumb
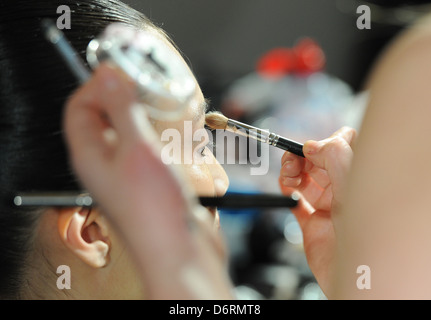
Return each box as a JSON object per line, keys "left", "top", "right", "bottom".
{"left": 302, "top": 131, "right": 354, "bottom": 204}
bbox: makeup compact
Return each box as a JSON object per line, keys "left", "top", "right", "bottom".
{"left": 86, "top": 23, "right": 197, "bottom": 121}
{"left": 42, "top": 19, "right": 196, "bottom": 121}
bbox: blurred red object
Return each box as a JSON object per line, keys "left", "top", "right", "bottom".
{"left": 256, "top": 38, "right": 326, "bottom": 78}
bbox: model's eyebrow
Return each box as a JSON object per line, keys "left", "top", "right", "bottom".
{"left": 193, "top": 98, "right": 210, "bottom": 123}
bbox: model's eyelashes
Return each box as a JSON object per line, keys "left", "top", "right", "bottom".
{"left": 199, "top": 141, "right": 215, "bottom": 156}
{"left": 199, "top": 147, "right": 206, "bottom": 156}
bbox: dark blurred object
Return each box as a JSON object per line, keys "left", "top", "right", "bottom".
{"left": 338, "top": 0, "right": 431, "bottom": 91}
{"left": 361, "top": 0, "right": 431, "bottom": 26}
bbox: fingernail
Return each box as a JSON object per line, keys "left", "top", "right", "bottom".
{"left": 304, "top": 140, "right": 321, "bottom": 155}
{"left": 282, "top": 176, "right": 301, "bottom": 187}
{"left": 281, "top": 160, "right": 293, "bottom": 176}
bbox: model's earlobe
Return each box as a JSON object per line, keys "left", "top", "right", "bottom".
{"left": 57, "top": 207, "right": 111, "bottom": 268}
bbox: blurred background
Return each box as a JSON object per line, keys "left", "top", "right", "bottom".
{"left": 124, "top": 0, "right": 431, "bottom": 299}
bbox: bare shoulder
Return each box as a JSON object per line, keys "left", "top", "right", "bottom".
{"left": 365, "top": 12, "right": 431, "bottom": 89}
{"left": 357, "top": 12, "right": 431, "bottom": 168}
{"left": 354, "top": 13, "right": 431, "bottom": 154}
{"left": 332, "top": 13, "right": 431, "bottom": 299}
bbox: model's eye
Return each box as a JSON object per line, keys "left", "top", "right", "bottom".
{"left": 199, "top": 141, "right": 214, "bottom": 157}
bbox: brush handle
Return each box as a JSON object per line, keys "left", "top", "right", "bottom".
{"left": 14, "top": 193, "right": 299, "bottom": 209}
{"left": 274, "top": 136, "right": 305, "bottom": 157}
{"left": 42, "top": 19, "right": 91, "bottom": 84}
{"left": 199, "top": 193, "right": 299, "bottom": 208}
{"left": 226, "top": 119, "right": 305, "bottom": 157}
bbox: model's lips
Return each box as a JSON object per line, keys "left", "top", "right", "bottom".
{"left": 206, "top": 206, "right": 217, "bottom": 217}
{"left": 206, "top": 206, "right": 221, "bottom": 230}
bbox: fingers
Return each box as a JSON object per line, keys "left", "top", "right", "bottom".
{"left": 302, "top": 126, "right": 356, "bottom": 172}
{"left": 279, "top": 153, "right": 304, "bottom": 187}
{"left": 279, "top": 126, "right": 356, "bottom": 209}
{"left": 64, "top": 63, "right": 232, "bottom": 299}
{"left": 302, "top": 127, "right": 356, "bottom": 203}
{"left": 280, "top": 149, "right": 330, "bottom": 191}
{"left": 331, "top": 126, "right": 357, "bottom": 148}
{"left": 278, "top": 176, "right": 314, "bottom": 228}
{"left": 65, "top": 62, "right": 191, "bottom": 212}
{"left": 64, "top": 63, "right": 142, "bottom": 159}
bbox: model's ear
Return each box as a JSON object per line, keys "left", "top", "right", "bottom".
{"left": 57, "top": 207, "right": 111, "bottom": 268}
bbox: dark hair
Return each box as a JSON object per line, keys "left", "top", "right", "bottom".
{"left": 0, "top": 0, "right": 157, "bottom": 299}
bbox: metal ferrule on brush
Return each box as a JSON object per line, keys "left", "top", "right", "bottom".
{"left": 226, "top": 119, "right": 271, "bottom": 143}
{"left": 225, "top": 118, "right": 305, "bottom": 157}
{"left": 268, "top": 133, "right": 280, "bottom": 147}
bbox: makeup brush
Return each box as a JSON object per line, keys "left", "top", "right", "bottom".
{"left": 41, "top": 19, "right": 91, "bottom": 84}
{"left": 205, "top": 112, "right": 304, "bottom": 157}
{"left": 13, "top": 192, "right": 299, "bottom": 209}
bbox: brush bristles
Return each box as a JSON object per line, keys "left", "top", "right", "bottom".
{"left": 205, "top": 112, "right": 228, "bottom": 130}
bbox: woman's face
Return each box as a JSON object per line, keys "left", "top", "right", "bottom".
{"left": 40, "top": 27, "right": 230, "bottom": 300}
